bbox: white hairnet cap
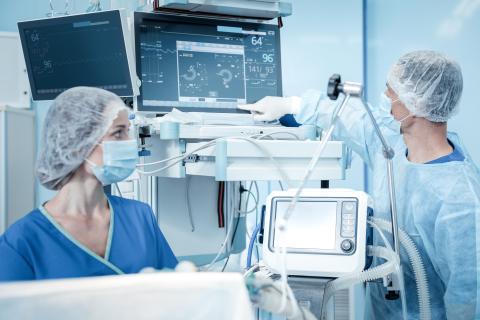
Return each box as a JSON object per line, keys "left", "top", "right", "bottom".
{"left": 36, "top": 87, "right": 128, "bottom": 190}
{"left": 387, "top": 50, "right": 463, "bottom": 122}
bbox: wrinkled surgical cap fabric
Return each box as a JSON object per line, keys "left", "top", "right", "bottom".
{"left": 36, "top": 87, "right": 127, "bottom": 190}
{"left": 387, "top": 50, "right": 463, "bottom": 122}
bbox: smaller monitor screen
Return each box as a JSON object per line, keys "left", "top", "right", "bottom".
{"left": 135, "top": 12, "right": 282, "bottom": 113}
{"left": 18, "top": 10, "right": 134, "bottom": 100}
{"left": 273, "top": 200, "right": 338, "bottom": 250}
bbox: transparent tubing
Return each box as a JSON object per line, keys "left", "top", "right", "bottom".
{"left": 372, "top": 218, "right": 431, "bottom": 320}
{"left": 204, "top": 182, "right": 238, "bottom": 271}
{"left": 275, "top": 94, "right": 352, "bottom": 313}
{"left": 320, "top": 245, "right": 400, "bottom": 320}
{"left": 279, "top": 94, "right": 351, "bottom": 225}
{"left": 367, "top": 220, "right": 407, "bottom": 319}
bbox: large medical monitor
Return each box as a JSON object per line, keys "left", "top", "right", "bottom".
{"left": 134, "top": 12, "right": 283, "bottom": 113}
{"left": 18, "top": 10, "right": 137, "bottom": 100}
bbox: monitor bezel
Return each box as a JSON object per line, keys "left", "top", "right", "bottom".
{"left": 268, "top": 196, "right": 358, "bottom": 256}
{"left": 17, "top": 9, "right": 139, "bottom": 101}
{"left": 133, "top": 12, "right": 283, "bottom": 114}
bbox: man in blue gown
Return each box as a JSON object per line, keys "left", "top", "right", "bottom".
{"left": 239, "top": 50, "right": 480, "bottom": 319}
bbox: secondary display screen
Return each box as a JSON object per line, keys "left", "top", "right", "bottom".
{"left": 134, "top": 13, "right": 282, "bottom": 113}
{"left": 18, "top": 10, "right": 134, "bottom": 100}
{"left": 273, "top": 201, "right": 338, "bottom": 250}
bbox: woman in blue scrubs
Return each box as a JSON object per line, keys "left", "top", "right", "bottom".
{"left": 0, "top": 87, "right": 177, "bottom": 281}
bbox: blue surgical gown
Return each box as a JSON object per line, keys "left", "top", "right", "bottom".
{"left": 294, "top": 90, "right": 480, "bottom": 319}
{"left": 0, "top": 195, "right": 177, "bottom": 281}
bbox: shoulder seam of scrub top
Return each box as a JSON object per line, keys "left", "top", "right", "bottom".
{"left": 38, "top": 199, "right": 124, "bottom": 275}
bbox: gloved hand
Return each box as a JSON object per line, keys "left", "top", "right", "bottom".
{"left": 238, "top": 96, "right": 302, "bottom": 122}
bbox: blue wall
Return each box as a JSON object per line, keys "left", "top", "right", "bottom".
{"left": 366, "top": 0, "right": 480, "bottom": 165}
{"left": 281, "top": 0, "right": 365, "bottom": 191}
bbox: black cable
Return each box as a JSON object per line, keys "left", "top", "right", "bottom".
{"left": 277, "top": 17, "right": 283, "bottom": 28}
{"left": 217, "top": 181, "right": 225, "bottom": 228}
{"left": 223, "top": 184, "right": 242, "bottom": 272}
{"left": 230, "top": 184, "right": 243, "bottom": 246}
{"left": 230, "top": 216, "right": 241, "bottom": 247}
{"left": 221, "top": 255, "right": 230, "bottom": 272}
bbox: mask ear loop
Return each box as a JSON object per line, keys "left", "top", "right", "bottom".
{"left": 84, "top": 142, "right": 104, "bottom": 168}
{"left": 85, "top": 158, "right": 98, "bottom": 168}
{"left": 390, "top": 96, "right": 413, "bottom": 123}
{"left": 398, "top": 113, "right": 413, "bottom": 123}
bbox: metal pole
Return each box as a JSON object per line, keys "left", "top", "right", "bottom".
{"left": 359, "top": 98, "right": 400, "bottom": 255}
{"left": 386, "top": 159, "right": 400, "bottom": 255}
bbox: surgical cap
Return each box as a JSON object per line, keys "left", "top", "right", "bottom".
{"left": 387, "top": 50, "right": 463, "bottom": 122}
{"left": 36, "top": 87, "right": 128, "bottom": 190}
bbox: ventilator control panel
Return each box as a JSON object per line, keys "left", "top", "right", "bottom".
{"left": 263, "top": 189, "right": 371, "bottom": 278}
{"left": 269, "top": 197, "right": 359, "bottom": 255}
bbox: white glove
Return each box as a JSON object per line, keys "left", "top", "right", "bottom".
{"left": 251, "top": 272, "right": 317, "bottom": 320}
{"left": 175, "top": 261, "right": 198, "bottom": 272}
{"left": 238, "top": 96, "right": 302, "bottom": 122}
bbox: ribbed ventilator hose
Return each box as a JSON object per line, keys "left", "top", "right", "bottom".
{"left": 371, "top": 218, "right": 431, "bottom": 320}
{"left": 320, "top": 245, "right": 399, "bottom": 320}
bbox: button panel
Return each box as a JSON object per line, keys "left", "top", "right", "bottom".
{"left": 341, "top": 201, "right": 357, "bottom": 238}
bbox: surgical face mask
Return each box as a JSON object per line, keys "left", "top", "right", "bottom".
{"left": 379, "top": 92, "right": 395, "bottom": 113}
{"left": 86, "top": 139, "right": 138, "bottom": 186}
{"left": 379, "top": 93, "right": 411, "bottom": 133}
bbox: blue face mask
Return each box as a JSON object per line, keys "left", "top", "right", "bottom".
{"left": 379, "top": 92, "right": 394, "bottom": 113}
{"left": 86, "top": 139, "right": 138, "bottom": 186}
{"left": 377, "top": 93, "right": 399, "bottom": 132}
{"left": 378, "top": 93, "right": 411, "bottom": 133}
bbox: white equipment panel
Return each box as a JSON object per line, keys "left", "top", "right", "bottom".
{"left": 263, "top": 188, "right": 371, "bottom": 278}
{"left": 186, "top": 139, "right": 345, "bottom": 181}
{"left": 142, "top": 123, "right": 345, "bottom": 181}
{"left": 0, "top": 106, "right": 35, "bottom": 233}
{"left": 0, "top": 32, "right": 30, "bottom": 108}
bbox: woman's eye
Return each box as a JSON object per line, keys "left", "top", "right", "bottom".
{"left": 111, "top": 126, "right": 130, "bottom": 139}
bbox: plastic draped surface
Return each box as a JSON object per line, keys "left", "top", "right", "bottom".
{"left": 0, "top": 272, "right": 255, "bottom": 320}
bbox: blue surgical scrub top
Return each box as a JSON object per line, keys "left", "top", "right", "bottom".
{"left": 407, "top": 138, "right": 465, "bottom": 164}
{"left": 0, "top": 195, "right": 177, "bottom": 282}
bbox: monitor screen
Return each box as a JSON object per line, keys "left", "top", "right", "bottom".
{"left": 134, "top": 12, "right": 282, "bottom": 113}
{"left": 18, "top": 10, "right": 135, "bottom": 100}
{"left": 273, "top": 200, "right": 338, "bottom": 250}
